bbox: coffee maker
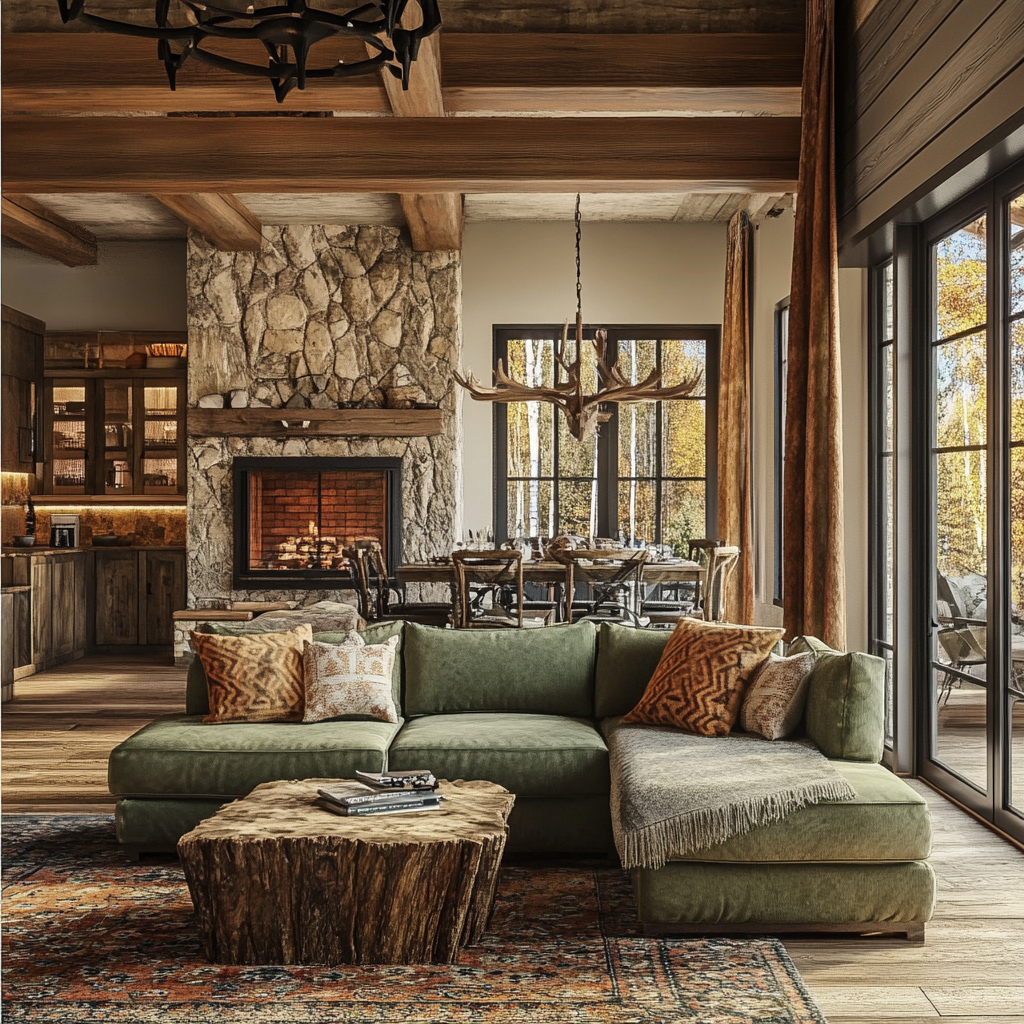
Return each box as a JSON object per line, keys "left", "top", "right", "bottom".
{"left": 50, "top": 514, "right": 80, "bottom": 548}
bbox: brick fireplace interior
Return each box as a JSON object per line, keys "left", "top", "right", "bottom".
{"left": 233, "top": 457, "right": 402, "bottom": 588}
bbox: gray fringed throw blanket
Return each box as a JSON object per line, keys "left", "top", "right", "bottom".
{"left": 608, "top": 723, "right": 857, "bottom": 870}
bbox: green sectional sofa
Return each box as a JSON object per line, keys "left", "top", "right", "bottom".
{"left": 108, "top": 619, "right": 935, "bottom": 938}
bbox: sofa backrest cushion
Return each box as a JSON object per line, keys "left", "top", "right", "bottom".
{"left": 403, "top": 620, "right": 597, "bottom": 717}
{"left": 185, "top": 620, "right": 405, "bottom": 716}
{"left": 787, "top": 635, "right": 885, "bottom": 762}
{"left": 594, "top": 623, "right": 672, "bottom": 718}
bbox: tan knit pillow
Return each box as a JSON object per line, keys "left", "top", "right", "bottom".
{"left": 622, "top": 619, "right": 785, "bottom": 736}
{"left": 302, "top": 633, "right": 400, "bottom": 724}
{"left": 739, "top": 651, "right": 816, "bottom": 740}
{"left": 191, "top": 624, "right": 312, "bottom": 724}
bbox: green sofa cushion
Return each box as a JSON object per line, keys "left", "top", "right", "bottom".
{"left": 632, "top": 860, "right": 936, "bottom": 925}
{"left": 185, "top": 621, "right": 405, "bottom": 715}
{"left": 663, "top": 761, "right": 931, "bottom": 863}
{"left": 594, "top": 623, "right": 672, "bottom": 718}
{"left": 402, "top": 620, "right": 597, "bottom": 717}
{"left": 387, "top": 712, "right": 609, "bottom": 797}
{"left": 788, "top": 636, "right": 886, "bottom": 762}
{"left": 107, "top": 712, "right": 400, "bottom": 799}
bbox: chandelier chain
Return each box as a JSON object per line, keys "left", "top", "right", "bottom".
{"left": 575, "top": 193, "right": 582, "bottom": 319}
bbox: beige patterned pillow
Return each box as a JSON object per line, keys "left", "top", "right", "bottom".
{"left": 192, "top": 624, "right": 312, "bottom": 724}
{"left": 739, "top": 651, "right": 816, "bottom": 740}
{"left": 302, "top": 633, "right": 400, "bottom": 724}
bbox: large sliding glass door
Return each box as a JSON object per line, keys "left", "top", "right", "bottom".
{"left": 921, "top": 167, "right": 1024, "bottom": 841}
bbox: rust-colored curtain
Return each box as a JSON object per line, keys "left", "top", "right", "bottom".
{"left": 717, "top": 210, "right": 755, "bottom": 624}
{"left": 784, "top": 0, "right": 846, "bottom": 650}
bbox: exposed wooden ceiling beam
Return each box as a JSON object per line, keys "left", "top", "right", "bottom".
{"left": 398, "top": 193, "right": 464, "bottom": 250}
{"left": 0, "top": 0, "right": 807, "bottom": 35}
{"left": 1, "top": 193, "right": 97, "bottom": 265}
{"left": 378, "top": 32, "right": 445, "bottom": 118}
{"left": 1, "top": 116, "right": 801, "bottom": 194}
{"left": 443, "top": 33, "right": 804, "bottom": 88}
{"left": 153, "top": 193, "right": 263, "bottom": 251}
{"left": 372, "top": 29, "right": 463, "bottom": 251}
{"left": 0, "top": 34, "right": 802, "bottom": 116}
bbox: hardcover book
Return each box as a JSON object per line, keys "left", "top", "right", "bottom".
{"left": 316, "top": 797, "right": 442, "bottom": 817}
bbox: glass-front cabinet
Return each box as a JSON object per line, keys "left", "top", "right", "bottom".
{"left": 49, "top": 381, "right": 89, "bottom": 494}
{"left": 141, "top": 385, "right": 183, "bottom": 494}
{"left": 103, "top": 378, "right": 133, "bottom": 495}
{"left": 43, "top": 372, "right": 185, "bottom": 496}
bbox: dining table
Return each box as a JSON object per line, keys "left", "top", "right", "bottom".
{"left": 397, "top": 557, "right": 702, "bottom": 587}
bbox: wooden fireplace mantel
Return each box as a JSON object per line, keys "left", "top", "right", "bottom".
{"left": 187, "top": 407, "right": 443, "bottom": 438}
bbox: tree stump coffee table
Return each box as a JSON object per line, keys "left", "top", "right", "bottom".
{"left": 177, "top": 778, "right": 514, "bottom": 966}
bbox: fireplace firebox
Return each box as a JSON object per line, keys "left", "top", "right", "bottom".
{"left": 233, "top": 457, "right": 402, "bottom": 589}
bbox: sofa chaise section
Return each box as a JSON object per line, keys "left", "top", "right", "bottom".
{"left": 596, "top": 624, "right": 935, "bottom": 939}
{"left": 628, "top": 758, "right": 934, "bottom": 939}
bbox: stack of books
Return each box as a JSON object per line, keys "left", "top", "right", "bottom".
{"left": 316, "top": 771, "right": 441, "bottom": 817}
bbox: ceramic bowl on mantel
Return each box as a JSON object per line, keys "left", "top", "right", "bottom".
{"left": 12, "top": 535, "right": 35, "bottom": 547}
{"left": 91, "top": 534, "right": 119, "bottom": 547}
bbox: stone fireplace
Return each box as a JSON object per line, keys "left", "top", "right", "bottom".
{"left": 233, "top": 457, "right": 403, "bottom": 588}
{"left": 186, "top": 224, "right": 462, "bottom": 607}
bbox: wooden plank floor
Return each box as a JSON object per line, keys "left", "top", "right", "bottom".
{"left": 2, "top": 653, "right": 1022, "bottom": 1022}
{"left": 1, "top": 653, "right": 186, "bottom": 813}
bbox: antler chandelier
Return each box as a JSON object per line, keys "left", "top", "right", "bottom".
{"left": 455, "top": 195, "right": 704, "bottom": 442}
{"left": 56, "top": 0, "right": 441, "bottom": 102}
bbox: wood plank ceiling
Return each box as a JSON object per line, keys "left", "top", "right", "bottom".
{"left": 0, "top": 0, "right": 805, "bottom": 259}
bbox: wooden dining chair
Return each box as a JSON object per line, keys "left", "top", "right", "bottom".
{"left": 559, "top": 549, "right": 648, "bottom": 625}
{"left": 452, "top": 549, "right": 524, "bottom": 628}
{"left": 345, "top": 541, "right": 452, "bottom": 627}
{"left": 701, "top": 546, "right": 740, "bottom": 622}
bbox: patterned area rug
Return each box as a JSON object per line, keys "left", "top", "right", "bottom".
{"left": 2, "top": 815, "right": 825, "bottom": 1024}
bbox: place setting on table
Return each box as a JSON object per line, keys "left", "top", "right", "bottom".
{"left": 397, "top": 532, "right": 703, "bottom": 587}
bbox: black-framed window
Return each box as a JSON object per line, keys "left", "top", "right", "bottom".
{"left": 493, "top": 325, "right": 719, "bottom": 551}
{"left": 868, "top": 261, "right": 896, "bottom": 749}
{"left": 773, "top": 298, "right": 790, "bottom": 605}
{"left": 875, "top": 159, "right": 1024, "bottom": 844}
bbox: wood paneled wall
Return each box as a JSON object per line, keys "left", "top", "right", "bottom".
{"left": 837, "top": 0, "right": 1024, "bottom": 248}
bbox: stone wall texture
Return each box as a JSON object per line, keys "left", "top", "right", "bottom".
{"left": 186, "top": 225, "right": 462, "bottom": 606}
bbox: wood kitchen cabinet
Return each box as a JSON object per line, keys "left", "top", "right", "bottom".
{"left": 93, "top": 548, "right": 186, "bottom": 648}
{"left": 94, "top": 549, "right": 139, "bottom": 645}
{"left": 1, "top": 306, "right": 43, "bottom": 474}
{"left": 26, "top": 551, "right": 88, "bottom": 671}
{"left": 43, "top": 370, "right": 186, "bottom": 497}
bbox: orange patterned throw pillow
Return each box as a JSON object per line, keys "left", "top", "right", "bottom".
{"left": 191, "top": 624, "right": 313, "bottom": 724}
{"left": 622, "top": 619, "right": 785, "bottom": 736}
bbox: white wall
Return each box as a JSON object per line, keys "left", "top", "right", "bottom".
{"left": 751, "top": 211, "right": 795, "bottom": 630}
{"left": 460, "top": 221, "right": 728, "bottom": 530}
{"left": 1, "top": 241, "right": 186, "bottom": 331}
{"left": 748, "top": 209, "right": 869, "bottom": 650}
{"left": 840, "top": 267, "right": 869, "bottom": 654}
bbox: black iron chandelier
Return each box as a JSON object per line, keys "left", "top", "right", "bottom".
{"left": 56, "top": 0, "right": 441, "bottom": 103}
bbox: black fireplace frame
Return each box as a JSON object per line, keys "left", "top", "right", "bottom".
{"left": 232, "top": 456, "right": 403, "bottom": 589}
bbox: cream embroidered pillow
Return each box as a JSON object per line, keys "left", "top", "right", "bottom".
{"left": 739, "top": 651, "right": 816, "bottom": 740}
{"left": 302, "top": 633, "right": 400, "bottom": 724}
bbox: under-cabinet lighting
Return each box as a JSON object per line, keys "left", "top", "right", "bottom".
{"left": 35, "top": 505, "right": 187, "bottom": 513}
